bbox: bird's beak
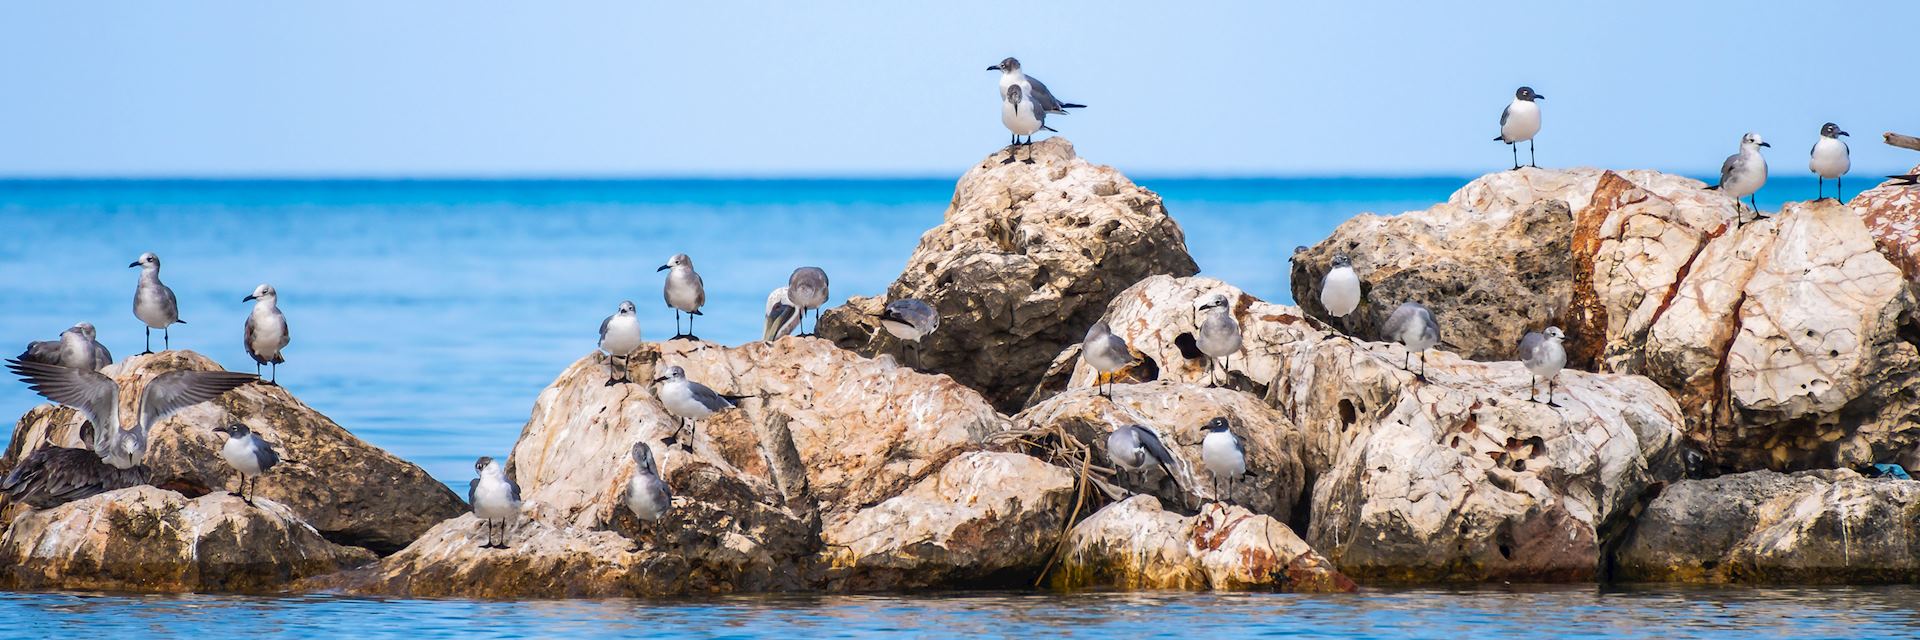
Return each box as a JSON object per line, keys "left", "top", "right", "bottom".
{"left": 656, "top": 265, "right": 670, "bottom": 272}
{"left": 1839, "top": 131, "right": 1851, "bottom": 137}
{"left": 987, "top": 65, "right": 1001, "bottom": 71}
{"left": 1759, "top": 142, "right": 1771, "bottom": 148}
{"left": 243, "top": 294, "right": 258, "bottom": 302}
{"left": 652, "top": 377, "right": 668, "bottom": 384}
{"left": 128, "top": 261, "right": 140, "bottom": 268}
{"left": 1534, "top": 94, "right": 1545, "bottom": 100}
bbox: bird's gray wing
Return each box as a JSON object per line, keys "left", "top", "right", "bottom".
{"left": 243, "top": 314, "right": 260, "bottom": 362}
{"left": 1720, "top": 153, "right": 1743, "bottom": 185}
{"left": 16, "top": 340, "right": 61, "bottom": 365}
{"left": 507, "top": 478, "right": 521, "bottom": 503}
{"left": 1232, "top": 435, "right": 1245, "bottom": 458}
{"left": 1518, "top": 331, "right": 1544, "bottom": 361}
{"left": 0, "top": 446, "right": 141, "bottom": 508}
{"left": 7, "top": 359, "right": 121, "bottom": 441}
{"left": 138, "top": 370, "right": 257, "bottom": 431}
{"left": 1499, "top": 103, "right": 1511, "bottom": 127}
{"left": 694, "top": 273, "right": 706, "bottom": 309}
{"left": 1383, "top": 304, "right": 1417, "bottom": 338}
{"left": 1104, "top": 334, "right": 1132, "bottom": 361}
{"left": 598, "top": 315, "right": 612, "bottom": 342}
{"left": 90, "top": 342, "right": 112, "bottom": 369}
{"left": 1026, "top": 75, "right": 1066, "bottom": 113}
{"left": 157, "top": 282, "right": 180, "bottom": 318}
{"left": 1135, "top": 427, "right": 1177, "bottom": 468}
{"left": 688, "top": 382, "right": 737, "bottom": 411}
{"left": 250, "top": 434, "right": 280, "bottom": 471}
{"left": 468, "top": 478, "right": 478, "bottom": 505}
{"left": 764, "top": 302, "right": 798, "bottom": 341}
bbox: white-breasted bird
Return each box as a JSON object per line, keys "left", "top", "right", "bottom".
{"left": 1810, "top": 122, "right": 1851, "bottom": 201}
{"left": 1194, "top": 294, "right": 1241, "bottom": 387}
{"left": 1106, "top": 424, "right": 1183, "bottom": 496}
{"left": 1711, "top": 132, "right": 1771, "bottom": 215}
{"left": 1082, "top": 321, "right": 1135, "bottom": 398}
{"left": 469, "top": 456, "right": 522, "bottom": 549}
{"left": 1494, "top": 86, "right": 1544, "bottom": 170}
{"left": 787, "top": 267, "right": 829, "bottom": 336}
{"left": 599, "top": 300, "right": 643, "bottom": 386}
{"left": 653, "top": 365, "right": 745, "bottom": 451}
{"left": 763, "top": 287, "right": 801, "bottom": 342}
{"left": 1384, "top": 302, "right": 1440, "bottom": 381}
{"left": 130, "top": 252, "right": 182, "bottom": 354}
{"left": 242, "top": 284, "right": 290, "bottom": 385}
{"left": 1519, "top": 326, "right": 1568, "bottom": 407}
{"left": 878, "top": 298, "right": 939, "bottom": 368}
{"left": 17, "top": 322, "right": 111, "bottom": 371}
{"left": 1000, "top": 84, "right": 1054, "bottom": 164}
{"left": 1200, "top": 417, "right": 1247, "bottom": 503}
{"left": 212, "top": 423, "right": 280, "bottom": 506}
{"left": 657, "top": 253, "right": 705, "bottom": 340}
{"left": 1321, "top": 254, "right": 1362, "bottom": 338}
{"left": 988, "top": 57, "right": 1085, "bottom": 116}
{"left": 625, "top": 441, "right": 672, "bottom": 524}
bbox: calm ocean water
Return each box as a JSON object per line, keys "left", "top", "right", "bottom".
{"left": 0, "top": 176, "right": 1885, "bottom": 634}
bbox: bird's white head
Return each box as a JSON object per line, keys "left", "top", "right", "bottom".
{"left": 244, "top": 283, "right": 277, "bottom": 303}
{"left": 618, "top": 300, "right": 637, "bottom": 315}
{"left": 1330, "top": 253, "right": 1354, "bottom": 270}
{"left": 129, "top": 252, "right": 160, "bottom": 270}
{"left": 1741, "top": 132, "right": 1770, "bottom": 149}
{"left": 1198, "top": 293, "right": 1233, "bottom": 313}
{"left": 653, "top": 365, "right": 688, "bottom": 384}
{"left": 631, "top": 441, "right": 658, "bottom": 475}
{"left": 658, "top": 253, "right": 693, "bottom": 272}
{"left": 1545, "top": 326, "right": 1566, "bottom": 341}
{"left": 988, "top": 56, "right": 1021, "bottom": 73}
{"left": 71, "top": 322, "right": 97, "bottom": 340}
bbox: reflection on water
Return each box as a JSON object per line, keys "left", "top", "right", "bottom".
{"left": 7, "top": 586, "right": 1920, "bottom": 638}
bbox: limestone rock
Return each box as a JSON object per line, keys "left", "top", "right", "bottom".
{"left": 1050, "top": 496, "right": 1353, "bottom": 592}
{"left": 818, "top": 138, "right": 1198, "bottom": 412}
{"left": 0, "top": 486, "right": 373, "bottom": 593}
{"left": 1855, "top": 167, "right": 1920, "bottom": 281}
{"left": 1615, "top": 469, "right": 1920, "bottom": 583}
{"left": 0, "top": 351, "right": 463, "bottom": 553}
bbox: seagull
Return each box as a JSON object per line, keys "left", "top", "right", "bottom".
{"left": 763, "top": 287, "right": 800, "bottom": 342}
{"left": 242, "top": 284, "right": 290, "bottom": 385}
{"left": 1810, "top": 122, "right": 1851, "bottom": 201}
{"left": 1321, "top": 254, "right": 1362, "bottom": 338}
{"left": 18, "top": 322, "right": 112, "bottom": 371}
{"left": 625, "top": 441, "right": 672, "bottom": 524}
{"left": 1494, "top": 86, "right": 1544, "bottom": 170}
{"left": 988, "top": 57, "right": 1085, "bottom": 117}
{"left": 599, "top": 300, "right": 643, "bottom": 386}
{"left": 469, "top": 456, "right": 521, "bottom": 549}
{"left": 878, "top": 299, "right": 939, "bottom": 369}
{"left": 212, "top": 423, "right": 280, "bottom": 506}
{"left": 1, "top": 358, "right": 255, "bottom": 508}
{"left": 1519, "top": 326, "right": 1568, "bottom": 407}
{"left": 1709, "top": 132, "right": 1770, "bottom": 216}
{"left": 1000, "top": 85, "right": 1055, "bottom": 164}
{"left": 1106, "top": 424, "right": 1184, "bottom": 501}
{"left": 1194, "top": 294, "right": 1241, "bottom": 387}
{"left": 1082, "top": 321, "right": 1134, "bottom": 399}
{"left": 787, "top": 267, "right": 829, "bottom": 336}
{"left": 657, "top": 253, "right": 705, "bottom": 340}
{"left": 1200, "top": 417, "right": 1247, "bottom": 503}
{"left": 129, "top": 252, "right": 183, "bottom": 354}
{"left": 653, "top": 365, "right": 745, "bottom": 451}
{"left": 1383, "top": 302, "right": 1440, "bottom": 382}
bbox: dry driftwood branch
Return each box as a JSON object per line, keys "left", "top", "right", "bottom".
{"left": 1886, "top": 132, "right": 1920, "bottom": 153}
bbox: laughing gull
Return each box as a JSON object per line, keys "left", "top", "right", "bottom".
{"left": 1321, "top": 254, "right": 1362, "bottom": 338}
{"left": 212, "top": 423, "right": 280, "bottom": 506}
{"left": 1106, "top": 424, "right": 1185, "bottom": 503}
{"left": 625, "top": 441, "right": 672, "bottom": 524}
{"left": 787, "top": 267, "right": 829, "bottom": 336}
{"left": 1494, "top": 86, "right": 1544, "bottom": 170}
{"left": 18, "top": 322, "right": 112, "bottom": 371}
{"left": 653, "top": 365, "right": 744, "bottom": 451}
{"left": 1519, "top": 326, "right": 1567, "bottom": 407}
{"left": 1710, "top": 132, "right": 1770, "bottom": 215}
{"left": 657, "top": 254, "right": 705, "bottom": 340}
{"left": 2, "top": 358, "right": 255, "bottom": 507}
{"left": 129, "top": 252, "right": 183, "bottom": 354}
{"left": 1083, "top": 321, "right": 1135, "bottom": 398}
{"left": 1194, "top": 294, "right": 1241, "bottom": 387}
{"left": 600, "top": 300, "right": 644, "bottom": 385}
{"left": 242, "top": 284, "right": 290, "bottom": 385}
{"left": 1811, "top": 122, "right": 1851, "bottom": 201}
{"left": 469, "top": 456, "right": 521, "bottom": 549}
{"left": 988, "top": 57, "right": 1085, "bottom": 117}
{"left": 763, "top": 287, "right": 800, "bottom": 342}
{"left": 1200, "top": 417, "right": 1247, "bottom": 503}
{"left": 1000, "top": 85, "right": 1055, "bottom": 164}
{"left": 878, "top": 298, "right": 939, "bottom": 368}
{"left": 1383, "top": 302, "right": 1440, "bottom": 381}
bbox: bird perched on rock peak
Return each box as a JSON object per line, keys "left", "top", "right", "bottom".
{"left": 242, "top": 284, "right": 290, "bottom": 385}
{"left": 1494, "top": 86, "right": 1544, "bottom": 170}
{"left": 658, "top": 253, "right": 705, "bottom": 340}
{"left": 1710, "top": 132, "right": 1770, "bottom": 217}
{"left": 1810, "top": 122, "right": 1850, "bottom": 201}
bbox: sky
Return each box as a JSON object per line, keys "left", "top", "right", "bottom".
{"left": 0, "top": 1, "right": 1914, "bottom": 177}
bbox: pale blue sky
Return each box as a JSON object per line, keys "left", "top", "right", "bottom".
{"left": 1, "top": 1, "right": 1913, "bottom": 177}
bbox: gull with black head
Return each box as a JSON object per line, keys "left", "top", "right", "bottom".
{"left": 1321, "top": 254, "right": 1362, "bottom": 339}
{"left": 1200, "top": 417, "right": 1247, "bottom": 504}
{"left": 1810, "top": 122, "right": 1850, "bottom": 201}
{"left": 1494, "top": 86, "right": 1544, "bottom": 170}
{"left": 212, "top": 423, "right": 280, "bottom": 506}
{"left": 470, "top": 456, "right": 521, "bottom": 549}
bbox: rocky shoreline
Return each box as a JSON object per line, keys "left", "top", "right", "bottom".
{"left": 5, "top": 138, "right": 1919, "bottom": 596}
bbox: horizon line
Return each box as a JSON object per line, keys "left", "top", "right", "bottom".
{"left": 1, "top": 169, "right": 1909, "bottom": 182}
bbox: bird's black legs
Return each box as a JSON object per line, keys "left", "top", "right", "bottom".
{"left": 1529, "top": 139, "right": 1538, "bottom": 168}
{"left": 164, "top": 326, "right": 171, "bottom": 351}
{"left": 1510, "top": 143, "right": 1520, "bottom": 171}
{"left": 688, "top": 313, "right": 697, "bottom": 341}
{"left": 1022, "top": 141, "right": 1035, "bottom": 165}
{"left": 1818, "top": 177, "right": 1825, "bottom": 201}
{"left": 245, "top": 477, "right": 257, "bottom": 506}
{"left": 1529, "top": 375, "right": 1539, "bottom": 402}
{"left": 256, "top": 362, "right": 263, "bottom": 378}
{"left": 1416, "top": 351, "right": 1428, "bottom": 382}
{"left": 269, "top": 362, "right": 278, "bottom": 386}
{"left": 1547, "top": 376, "right": 1560, "bottom": 408}
{"left": 496, "top": 519, "right": 511, "bottom": 549}
{"left": 142, "top": 327, "right": 154, "bottom": 355}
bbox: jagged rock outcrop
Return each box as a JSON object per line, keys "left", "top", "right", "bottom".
{"left": 1615, "top": 469, "right": 1920, "bottom": 583}
{"left": 0, "top": 486, "right": 373, "bottom": 593}
{"left": 1050, "top": 496, "right": 1353, "bottom": 591}
{"left": 1052, "top": 275, "right": 1686, "bottom": 581}
{"left": 818, "top": 138, "right": 1199, "bottom": 412}
{"left": 0, "top": 351, "right": 463, "bottom": 553}
{"left": 1856, "top": 166, "right": 1920, "bottom": 280}
{"left": 326, "top": 338, "right": 1093, "bottom": 597}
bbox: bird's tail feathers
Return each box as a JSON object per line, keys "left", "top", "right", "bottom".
{"left": 1705, "top": 184, "right": 1721, "bottom": 191}
{"left": 689, "top": 310, "right": 703, "bottom": 316}
{"left": 1041, "top": 125, "right": 1058, "bottom": 132}
{"left": 1493, "top": 135, "right": 1506, "bottom": 142}
{"left": 1889, "top": 174, "right": 1919, "bottom": 186}
{"left": 1061, "top": 103, "right": 1086, "bottom": 109}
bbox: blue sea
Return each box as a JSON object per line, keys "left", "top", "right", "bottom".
{"left": 0, "top": 175, "right": 1894, "bottom": 636}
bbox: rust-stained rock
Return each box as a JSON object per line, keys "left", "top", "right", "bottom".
{"left": 1051, "top": 496, "right": 1353, "bottom": 591}
{"left": 818, "top": 137, "right": 1198, "bottom": 412}
{"left": 1615, "top": 469, "right": 1920, "bottom": 583}
{"left": 0, "top": 486, "right": 373, "bottom": 593}
{"left": 0, "top": 351, "right": 463, "bottom": 553}
{"left": 1856, "top": 166, "right": 1920, "bottom": 281}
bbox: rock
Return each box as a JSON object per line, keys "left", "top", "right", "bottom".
{"left": 1013, "top": 380, "right": 1308, "bottom": 521}
{"left": 333, "top": 338, "right": 1087, "bottom": 597}
{"left": 820, "top": 451, "right": 1078, "bottom": 590}
{"left": 818, "top": 138, "right": 1198, "bottom": 412}
{"left": 1855, "top": 168, "right": 1920, "bottom": 281}
{"left": 1071, "top": 274, "right": 1687, "bottom": 581}
{"left": 1615, "top": 469, "right": 1920, "bottom": 583}
{"left": 0, "top": 351, "right": 464, "bottom": 554}
{"left": 0, "top": 486, "right": 373, "bottom": 593}
{"left": 1050, "top": 495, "right": 1353, "bottom": 592}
